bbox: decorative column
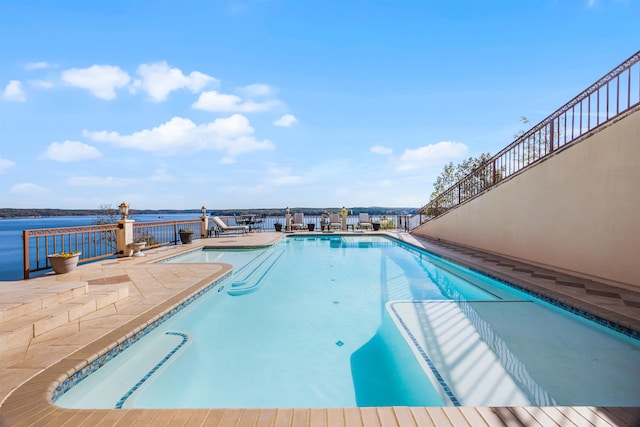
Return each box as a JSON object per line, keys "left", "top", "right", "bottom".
{"left": 341, "top": 206, "right": 348, "bottom": 231}
{"left": 285, "top": 207, "right": 292, "bottom": 232}
{"left": 200, "top": 205, "right": 209, "bottom": 238}
{"left": 116, "top": 202, "right": 134, "bottom": 257}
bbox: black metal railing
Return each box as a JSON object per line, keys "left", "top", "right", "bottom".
{"left": 415, "top": 50, "right": 640, "bottom": 223}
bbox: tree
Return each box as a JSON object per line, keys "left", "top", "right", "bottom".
{"left": 94, "top": 204, "right": 119, "bottom": 225}
{"left": 430, "top": 153, "right": 492, "bottom": 200}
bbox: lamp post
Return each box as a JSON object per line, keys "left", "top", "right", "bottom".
{"left": 285, "top": 207, "right": 291, "bottom": 232}
{"left": 119, "top": 202, "right": 130, "bottom": 220}
{"left": 341, "top": 206, "right": 348, "bottom": 231}
{"left": 200, "top": 205, "right": 209, "bottom": 238}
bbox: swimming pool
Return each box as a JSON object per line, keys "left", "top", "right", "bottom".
{"left": 54, "top": 235, "right": 640, "bottom": 409}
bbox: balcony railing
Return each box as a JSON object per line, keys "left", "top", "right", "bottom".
{"left": 133, "top": 219, "right": 203, "bottom": 248}
{"left": 22, "top": 215, "right": 410, "bottom": 279}
{"left": 23, "top": 224, "right": 118, "bottom": 279}
{"left": 23, "top": 219, "right": 203, "bottom": 279}
{"left": 415, "top": 50, "right": 640, "bottom": 223}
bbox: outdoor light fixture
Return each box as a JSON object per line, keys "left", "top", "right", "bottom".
{"left": 118, "top": 202, "right": 130, "bottom": 220}
{"left": 201, "top": 205, "right": 207, "bottom": 216}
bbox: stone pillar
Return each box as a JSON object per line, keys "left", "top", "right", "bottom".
{"left": 200, "top": 206, "right": 209, "bottom": 238}
{"left": 116, "top": 219, "right": 134, "bottom": 257}
{"left": 285, "top": 207, "right": 292, "bottom": 232}
{"left": 341, "top": 207, "right": 348, "bottom": 231}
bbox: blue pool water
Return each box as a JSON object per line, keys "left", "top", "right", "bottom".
{"left": 55, "top": 235, "right": 640, "bottom": 409}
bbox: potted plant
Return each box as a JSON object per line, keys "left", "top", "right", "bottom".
{"left": 47, "top": 251, "right": 81, "bottom": 274}
{"left": 178, "top": 229, "right": 194, "bottom": 244}
{"left": 274, "top": 222, "right": 283, "bottom": 232}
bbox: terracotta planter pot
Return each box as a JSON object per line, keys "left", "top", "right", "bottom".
{"left": 47, "top": 253, "right": 80, "bottom": 274}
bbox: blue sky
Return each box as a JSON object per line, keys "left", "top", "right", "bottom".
{"left": 1, "top": 0, "right": 638, "bottom": 210}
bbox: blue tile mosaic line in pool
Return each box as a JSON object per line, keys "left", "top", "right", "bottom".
{"left": 471, "top": 268, "right": 640, "bottom": 341}
{"left": 51, "top": 272, "right": 231, "bottom": 403}
{"left": 388, "top": 303, "right": 461, "bottom": 407}
{"left": 115, "top": 331, "right": 189, "bottom": 409}
{"left": 391, "top": 237, "right": 640, "bottom": 341}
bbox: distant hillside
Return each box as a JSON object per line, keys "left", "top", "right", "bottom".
{"left": 0, "top": 207, "right": 417, "bottom": 219}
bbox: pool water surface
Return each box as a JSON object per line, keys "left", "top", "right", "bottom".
{"left": 54, "top": 235, "right": 640, "bottom": 409}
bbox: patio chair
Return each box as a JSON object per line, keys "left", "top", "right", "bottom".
{"left": 358, "top": 213, "right": 373, "bottom": 230}
{"left": 329, "top": 213, "right": 342, "bottom": 230}
{"left": 292, "top": 213, "right": 305, "bottom": 230}
{"left": 210, "top": 216, "right": 249, "bottom": 236}
{"left": 253, "top": 213, "right": 266, "bottom": 232}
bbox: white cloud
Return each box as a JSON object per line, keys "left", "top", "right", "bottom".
{"left": 61, "top": 65, "right": 131, "bottom": 100}
{"left": 40, "top": 140, "right": 102, "bottom": 162}
{"left": 149, "top": 168, "right": 177, "bottom": 182}
{"left": 370, "top": 145, "right": 393, "bottom": 155}
{"left": 131, "top": 61, "right": 217, "bottom": 102}
{"left": 10, "top": 183, "right": 48, "bottom": 195}
{"left": 192, "top": 90, "right": 280, "bottom": 112}
{"left": 84, "top": 114, "right": 274, "bottom": 160}
{"left": 238, "top": 83, "right": 274, "bottom": 98}
{"left": 29, "top": 79, "right": 54, "bottom": 89}
{"left": 394, "top": 141, "right": 468, "bottom": 171}
{"left": 3, "top": 80, "right": 26, "bottom": 102}
{"left": 0, "top": 157, "right": 16, "bottom": 173}
{"left": 66, "top": 176, "right": 131, "bottom": 187}
{"left": 273, "top": 114, "right": 297, "bottom": 127}
{"left": 266, "top": 166, "right": 304, "bottom": 185}
{"left": 25, "top": 61, "right": 51, "bottom": 70}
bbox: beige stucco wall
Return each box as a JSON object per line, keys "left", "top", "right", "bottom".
{"left": 413, "top": 107, "right": 640, "bottom": 289}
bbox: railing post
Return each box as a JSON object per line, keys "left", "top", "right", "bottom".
{"left": 116, "top": 219, "right": 134, "bottom": 257}
{"left": 23, "top": 230, "right": 30, "bottom": 280}
{"left": 200, "top": 206, "right": 209, "bottom": 238}
{"left": 549, "top": 120, "right": 555, "bottom": 154}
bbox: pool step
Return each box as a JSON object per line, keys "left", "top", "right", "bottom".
{"left": 0, "top": 281, "right": 130, "bottom": 353}
{"left": 228, "top": 249, "right": 284, "bottom": 296}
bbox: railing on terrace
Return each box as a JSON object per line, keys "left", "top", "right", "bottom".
{"left": 23, "top": 215, "right": 411, "bottom": 279}
{"left": 220, "top": 214, "right": 410, "bottom": 232}
{"left": 23, "top": 224, "right": 118, "bottom": 280}
{"left": 23, "top": 219, "right": 203, "bottom": 279}
{"left": 414, "top": 50, "right": 640, "bottom": 224}
{"left": 132, "top": 218, "right": 202, "bottom": 249}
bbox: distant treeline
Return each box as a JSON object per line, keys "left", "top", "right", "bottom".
{"left": 0, "top": 207, "right": 417, "bottom": 219}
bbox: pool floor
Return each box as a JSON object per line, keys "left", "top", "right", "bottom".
{"left": 54, "top": 236, "right": 640, "bottom": 409}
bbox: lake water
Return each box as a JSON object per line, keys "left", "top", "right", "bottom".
{"left": 0, "top": 214, "right": 201, "bottom": 281}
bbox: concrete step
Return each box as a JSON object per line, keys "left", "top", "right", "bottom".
{"left": 0, "top": 282, "right": 89, "bottom": 323}
{"left": 0, "top": 283, "right": 129, "bottom": 352}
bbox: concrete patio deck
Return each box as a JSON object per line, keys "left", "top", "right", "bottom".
{"left": 1, "top": 231, "right": 638, "bottom": 426}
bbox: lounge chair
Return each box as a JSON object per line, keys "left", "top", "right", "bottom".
{"left": 329, "top": 213, "right": 342, "bottom": 230}
{"left": 210, "top": 216, "right": 249, "bottom": 236}
{"left": 358, "top": 213, "right": 373, "bottom": 230}
{"left": 292, "top": 213, "right": 305, "bottom": 230}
